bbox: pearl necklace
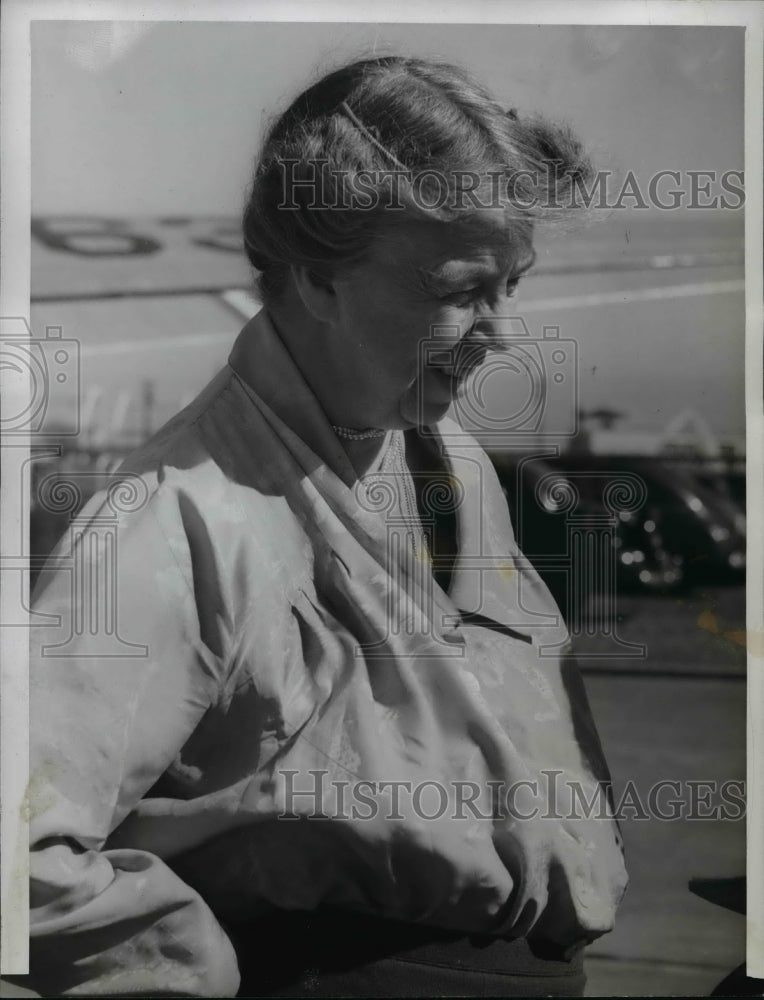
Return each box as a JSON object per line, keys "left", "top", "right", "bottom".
{"left": 332, "top": 424, "right": 386, "bottom": 440}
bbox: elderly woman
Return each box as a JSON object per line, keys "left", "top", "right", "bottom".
{"left": 26, "top": 56, "right": 627, "bottom": 997}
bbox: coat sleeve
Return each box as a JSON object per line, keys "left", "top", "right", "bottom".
{"left": 25, "top": 476, "right": 241, "bottom": 997}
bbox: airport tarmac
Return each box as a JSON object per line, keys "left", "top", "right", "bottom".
{"left": 580, "top": 585, "right": 746, "bottom": 996}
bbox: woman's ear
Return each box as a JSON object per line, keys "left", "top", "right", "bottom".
{"left": 290, "top": 265, "right": 340, "bottom": 324}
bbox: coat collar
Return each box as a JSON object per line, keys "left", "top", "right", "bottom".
{"left": 228, "top": 309, "right": 358, "bottom": 487}
{"left": 227, "top": 309, "right": 561, "bottom": 642}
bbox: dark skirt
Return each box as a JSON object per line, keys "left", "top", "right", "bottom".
{"left": 228, "top": 907, "right": 586, "bottom": 998}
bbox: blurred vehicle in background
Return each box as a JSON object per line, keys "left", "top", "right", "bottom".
{"left": 489, "top": 450, "right": 745, "bottom": 622}
{"left": 694, "top": 466, "right": 746, "bottom": 512}
{"left": 545, "top": 455, "right": 746, "bottom": 583}
{"left": 490, "top": 453, "right": 685, "bottom": 622}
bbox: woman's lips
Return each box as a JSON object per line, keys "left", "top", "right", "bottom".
{"left": 412, "top": 343, "right": 489, "bottom": 407}
{"left": 425, "top": 347, "right": 488, "bottom": 383}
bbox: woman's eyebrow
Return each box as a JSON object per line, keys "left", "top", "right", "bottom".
{"left": 417, "top": 258, "right": 505, "bottom": 286}
{"left": 418, "top": 248, "right": 538, "bottom": 288}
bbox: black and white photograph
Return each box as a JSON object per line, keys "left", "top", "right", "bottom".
{"left": 1, "top": 3, "right": 762, "bottom": 997}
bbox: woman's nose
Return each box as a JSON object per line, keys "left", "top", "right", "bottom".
{"left": 467, "top": 314, "right": 510, "bottom": 353}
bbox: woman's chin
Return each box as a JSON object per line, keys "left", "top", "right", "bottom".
{"left": 398, "top": 393, "right": 453, "bottom": 428}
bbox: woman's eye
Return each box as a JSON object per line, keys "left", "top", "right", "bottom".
{"left": 443, "top": 287, "right": 481, "bottom": 307}
{"left": 442, "top": 279, "right": 520, "bottom": 307}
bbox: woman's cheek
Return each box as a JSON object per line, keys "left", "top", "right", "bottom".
{"left": 440, "top": 304, "right": 476, "bottom": 333}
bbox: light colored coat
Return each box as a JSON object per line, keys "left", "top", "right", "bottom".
{"left": 27, "top": 310, "right": 627, "bottom": 996}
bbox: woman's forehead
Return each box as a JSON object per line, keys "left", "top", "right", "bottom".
{"left": 374, "top": 214, "right": 534, "bottom": 277}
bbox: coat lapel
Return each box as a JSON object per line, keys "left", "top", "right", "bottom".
{"left": 227, "top": 309, "right": 561, "bottom": 648}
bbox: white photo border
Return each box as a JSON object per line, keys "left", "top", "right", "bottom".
{"left": 1, "top": 0, "right": 762, "bottom": 980}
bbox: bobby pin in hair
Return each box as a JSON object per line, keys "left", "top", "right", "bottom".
{"left": 339, "top": 101, "right": 409, "bottom": 172}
